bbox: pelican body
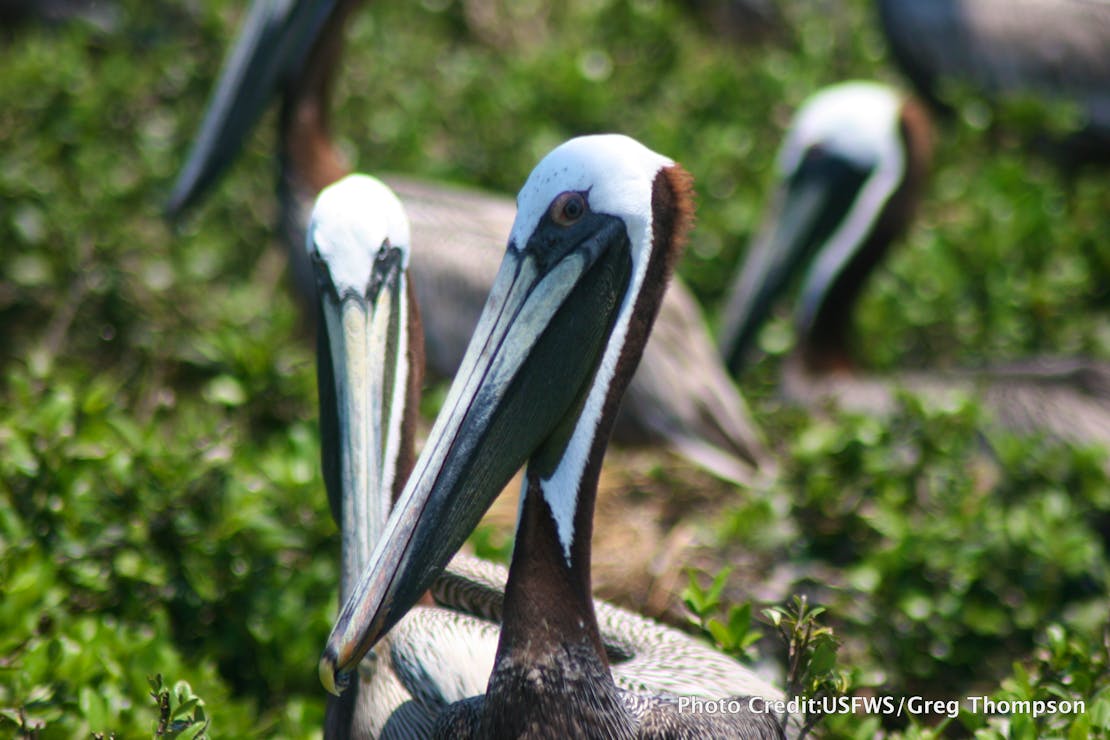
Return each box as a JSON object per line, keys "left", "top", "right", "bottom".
{"left": 719, "top": 81, "right": 1110, "bottom": 451}
{"left": 877, "top": 0, "right": 1110, "bottom": 162}
{"left": 167, "top": 0, "right": 773, "bottom": 486}
{"left": 320, "top": 136, "right": 788, "bottom": 738}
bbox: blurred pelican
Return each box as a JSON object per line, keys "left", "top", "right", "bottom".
{"left": 166, "top": 0, "right": 773, "bottom": 487}
{"left": 720, "top": 81, "right": 1110, "bottom": 451}
{"left": 876, "top": 0, "right": 1110, "bottom": 164}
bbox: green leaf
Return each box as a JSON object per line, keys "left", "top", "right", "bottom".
{"left": 808, "top": 642, "right": 837, "bottom": 675}
{"left": 1089, "top": 686, "right": 1110, "bottom": 730}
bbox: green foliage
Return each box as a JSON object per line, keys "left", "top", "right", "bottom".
{"left": 765, "top": 596, "right": 850, "bottom": 737}
{"left": 696, "top": 392, "right": 1109, "bottom": 737}
{"left": 964, "top": 623, "right": 1110, "bottom": 740}
{"left": 0, "top": 356, "right": 331, "bottom": 736}
{"left": 685, "top": 576, "right": 850, "bottom": 737}
{"left": 777, "top": 394, "right": 1110, "bottom": 692}
{"left": 469, "top": 523, "right": 514, "bottom": 564}
{"left": 149, "top": 675, "right": 209, "bottom": 739}
{"left": 683, "top": 567, "right": 765, "bottom": 660}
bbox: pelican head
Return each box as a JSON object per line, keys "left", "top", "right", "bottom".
{"left": 308, "top": 174, "right": 414, "bottom": 600}
{"left": 319, "top": 134, "right": 693, "bottom": 695}
{"left": 720, "top": 81, "right": 931, "bottom": 374}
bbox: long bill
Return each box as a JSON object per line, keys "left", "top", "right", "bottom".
{"left": 719, "top": 150, "right": 871, "bottom": 376}
{"left": 315, "top": 245, "right": 410, "bottom": 601}
{"left": 319, "top": 213, "right": 633, "bottom": 695}
{"left": 166, "top": 0, "right": 338, "bottom": 216}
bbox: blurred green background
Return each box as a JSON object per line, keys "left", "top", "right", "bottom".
{"left": 1, "top": 0, "right": 1108, "bottom": 736}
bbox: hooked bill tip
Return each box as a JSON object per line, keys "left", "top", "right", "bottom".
{"left": 318, "top": 651, "right": 347, "bottom": 697}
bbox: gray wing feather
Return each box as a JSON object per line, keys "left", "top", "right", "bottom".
{"left": 783, "top": 356, "right": 1110, "bottom": 463}
{"left": 879, "top": 0, "right": 1110, "bottom": 131}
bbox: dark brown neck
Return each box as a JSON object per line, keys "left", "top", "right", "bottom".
{"left": 482, "top": 464, "right": 632, "bottom": 738}
{"left": 396, "top": 282, "right": 424, "bottom": 505}
{"left": 280, "top": 0, "right": 361, "bottom": 194}
{"left": 801, "top": 98, "right": 933, "bottom": 373}
{"left": 499, "top": 468, "right": 606, "bottom": 661}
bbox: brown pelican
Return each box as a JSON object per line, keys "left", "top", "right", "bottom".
{"left": 719, "top": 81, "right": 1110, "bottom": 450}
{"left": 308, "top": 174, "right": 497, "bottom": 738}
{"left": 319, "top": 135, "right": 789, "bottom": 738}
{"left": 311, "top": 171, "right": 789, "bottom": 737}
{"left": 166, "top": 0, "right": 773, "bottom": 487}
{"left": 876, "top": 0, "right": 1110, "bottom": 162}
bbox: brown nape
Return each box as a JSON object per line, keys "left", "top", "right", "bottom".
{"left": 397, "top": 281, "right": 425, "bottom": 504}
{"left": 280, "top": 0, "right": 360, "bottom": 194}
{"left": 901, "top": 95, "right": 936, "bottom": 180}
{"left": 803, "top": 97, "right": 934, "bottom": 373}
{"left": 656, "top": 163, "right": 697, "bottom": 280}
{"left": 596, "top": 162, "right": 695, "bottom": 456}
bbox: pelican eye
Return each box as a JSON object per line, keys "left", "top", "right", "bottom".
{"left": 550, "top": 191, "right": 587, "bottom": 226}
